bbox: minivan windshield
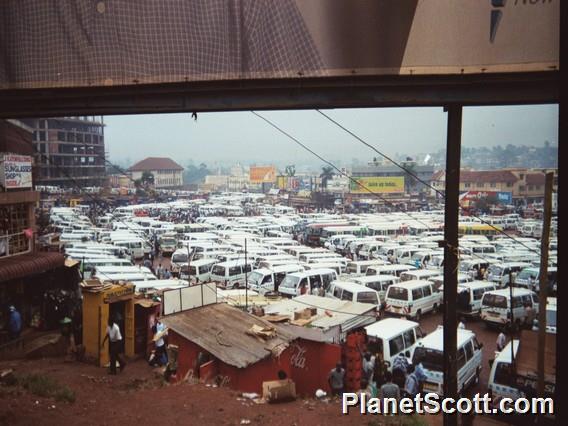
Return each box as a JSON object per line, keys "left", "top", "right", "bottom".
{"left": 387, "top": 287, "right": 408, "bottom": 300}
{"left": 487, "top": 265, "right": 503, "bottom": 276}
{"left": 357, "top": 292, "right": 378, "bottom": 304}
{"left": 248, "top": 271, "right": 265, "bottom": 285}
{"left": 413, "top": 347, "right": 443, "bottom": 372}
{"left": 172, "top": 253, "right": 188, "bottom": 263}
{"left": 482, "top": 294, "right": 508, "bottom": 309}
{"left": 280, "top": 275, "right": 300, "bottom": 289}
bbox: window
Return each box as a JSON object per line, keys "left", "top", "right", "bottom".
{"left": 387, "top": 287, "right": 408, "bottom": 300}
{"left": 389, "top": 335, "right": 405, "bottom": 356}
{"left": 464, "top": 183, "right": 471, "bottom": 188}
{"left": 464, "top": 341, "right": 474, "bottom": 360}
{"left": 423, "top": 286, "right": 432, "bottom": 297}
{"left": 333, "top": 286, "right": 343, "bottom": 298}
{"left": 340, "top": 289, "right": 353, "bottom": 301}
{"left": 357, "top": 292, "right": 378, "bottom": 304}
{"left": 490, "top": 182, "right": 497, "bottom": 188}
{"left": 403, "top": 329, "right": 415, "bottom": 348}
{"left": 494, "top": 362, "right": 514, "bottom": 386}
{"left": 228, "top": 266, "right": 241, "bottom": 275}
{"left": 457, "top": 348, "right": 466, "bottom": 370}
{"left": 412, "top": 288, "right": 423, "bottom": 300}
{"left": 473, "top": 337, "right": 482, "bottom": 351}
{"left": 507, "top": 182, "right": 513, "bottom": 188}
{"left": 512, "top": 296, "right": 524, "bottom": 309}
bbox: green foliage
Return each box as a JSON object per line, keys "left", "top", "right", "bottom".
{"left": 320, "top": 166, "right": 335, "bottom": 189}
{"left": 183, "top": 163, "right": 211, "bottom": 184}
{"left": 16, "top": 373, "right": 76, "bottom": 404}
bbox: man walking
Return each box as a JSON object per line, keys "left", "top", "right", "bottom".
{"left": 328, "top": 363, "right": 345, "bottom": 397}
{"left": 496, "top": 330, "right": 507, "bottom": 352}
{"left": 101, "top": 317, "right": 126, "bottom": 375}
{"left": 8, "top": 306, "right": 22, "bottom": 340}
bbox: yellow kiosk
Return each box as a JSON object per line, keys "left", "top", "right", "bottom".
{"left": 82, "top": 280, "right": 136, "bottom": 367}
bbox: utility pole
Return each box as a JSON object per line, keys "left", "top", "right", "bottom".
{"left": 244, "top": 239, "right": 248, "bottom": 311}
{"left": 442, "top": 105, "right": 462, "bottom": 426}
{"left": 537, "top": 172, "right": 553, "bottom": 399}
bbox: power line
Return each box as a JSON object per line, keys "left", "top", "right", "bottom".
{"left": 314, "top": 109, "right": 542, "bottom": 257}
{"left": 250, "top": 111, "right": 434, "bottom": 232}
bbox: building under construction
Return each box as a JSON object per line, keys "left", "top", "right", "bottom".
{"left": 22, "top": 116, "right": 106, "bottom": 188}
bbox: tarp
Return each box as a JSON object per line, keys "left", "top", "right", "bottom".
{"left": 0, "top": 0, "right": 559, "bottom": 90}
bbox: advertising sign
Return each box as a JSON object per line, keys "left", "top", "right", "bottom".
{"left": 249, "top": 166, "right": 276, "bottom": 184}
{"left": 460, "top": 191, "right": 512, "bottom": 204}
{"left": 0, "top": 154, "right": 32, "bottom": 189}
{"left": 349, "top": 177, "right": 404, "bottom": 194}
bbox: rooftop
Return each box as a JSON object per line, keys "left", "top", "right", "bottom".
{"left": 128, "top": 157, "right": 184, "bottom": 172}
{"left": 365, "top": 318, "right": 419, "bottom": 340}
{"left": 161, "top": 303, "right": 295, "bottom": 369}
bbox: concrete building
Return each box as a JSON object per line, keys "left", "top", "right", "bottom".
{"left": 128, "top": 157, "right": 184, "bottom": 188}
{"left": 351, "top": 162, "right": 434, "bottom": 194}
{"left": 430, "top": 168, "right": 558, "bottom": 205}
{"left": 22, "top": 116, "right": 106, "bottom": 188}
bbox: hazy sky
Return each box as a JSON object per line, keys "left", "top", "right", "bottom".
{"left": 104, "top": 104, "right": 558, "bottom": 167}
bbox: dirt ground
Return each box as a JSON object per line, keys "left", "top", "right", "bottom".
{"left": 0, "top": 356, "right": 514, "bottom": 426}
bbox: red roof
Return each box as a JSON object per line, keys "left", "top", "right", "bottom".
{"left": 0, "top": 252, "right": 65, "bottom": 283}
{"left": 525, "top": 173, "right": 545, "bottom": 185}
{"left": 128, "top": 157, "right": 183, "bottom": 172}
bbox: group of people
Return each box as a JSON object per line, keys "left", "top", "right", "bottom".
{"left": 328, "top": 350, "right": 427, "bottom": 401}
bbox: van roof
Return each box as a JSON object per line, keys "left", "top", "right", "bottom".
{"left": 365, "top": 318, "right": 419, "bottom": 340}
{"left": 369, "top": 265, "right": 417, "bottom": 271}
{"left": 288, "top": 268, "right": 337, "bottom": 278}
{"left": 389, "top": 279, "right": 433, "bottom": 290}
{"left": 330, "top": 281, "right": 378, "bottom": 293}
{"left": 484, "top": 288, "right": 535, "bottom": 297}
{"left": 458, "top": 280, "right": 496, "bottom": 290}
{"left": 494, "top": 340, "right": 520, "bottom": 364}
{"left": 416, "top": 326, "right": 477, "bottom": 352}
{"left": 214, "top": 259, "right": 251, "bottom": 267}
{"left": 353, "top": 274, "right": 398, "bottom": 283}
{"left": 490, "top": 262, "right": 532, "bottom": 268}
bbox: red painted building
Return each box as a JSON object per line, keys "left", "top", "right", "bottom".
{"left": 162, "top": 303, "right": 342, "bottom": 395}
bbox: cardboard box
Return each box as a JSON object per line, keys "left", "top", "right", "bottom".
{"left": 262, "top": 379, "right": 296, "bottom": 403}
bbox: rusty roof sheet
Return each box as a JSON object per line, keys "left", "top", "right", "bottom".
{"left": 0, "top": 252, "right": 65, "bottom": 283}
{"left": 525, "top": 173, "right": 546, "bottom": 185}
{"left": 161, "top": 303, "right": 296, "bottom": 369}
{"left": 516, "top": 330, "right": 556, "bottom": 382}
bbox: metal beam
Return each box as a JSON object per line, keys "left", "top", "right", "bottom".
{"left": 443, "top": 104, "right": 462, "bottom": 426}
{"left": 0, "top": 72, "right": 558, "bottom": 118}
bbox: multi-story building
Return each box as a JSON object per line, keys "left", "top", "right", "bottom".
{"left": 351, "top": 162, "right": 434, "bottom": 194}
{"left": 128, "top": 157, "right": 184, "bottom": 188}
{"left": 430, "top": 168, "right": 557, "bottom": 205}
{"left": 22, "top": 116, "right": 106, "bottom": 188}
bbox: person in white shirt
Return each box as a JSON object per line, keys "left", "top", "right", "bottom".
{"left": 101, "top": 317, "right": 126, "bottom": 375}
{"left": 152, "top": 315, "right": 168, "bottom": 366}
{"left": 496, "top": 331, "right": 507, "bottom": 352}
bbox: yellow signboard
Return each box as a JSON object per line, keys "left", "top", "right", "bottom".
{"left": 349, "top": 176, "right": 404, "bottom": 194}
{"left": 250, "top": 166, "right": 276, "bottom": 184}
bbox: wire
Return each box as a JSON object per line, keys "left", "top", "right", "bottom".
{"left": 315, "top": 109, "right": 542, "bottom": 257}
{"left": 251, "top": 111, "right": 434, "bottom": 232}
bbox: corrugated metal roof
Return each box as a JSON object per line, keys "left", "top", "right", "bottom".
{"left": 263, "top": 295, "right": 377, "bottom": 331}
{"left": 161, "top": 303, "right": 295, "bottom": 369}
{"left": 0, "top": 252, "right": 65, "bottom": 283}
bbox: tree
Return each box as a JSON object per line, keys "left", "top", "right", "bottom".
{"left": 285, "top": 165, "right": 296, "bottom": 177}
{"left": 141, "top": 171, "right": 155, "bottom": 187}
{"left": 320, "top": 166, "right": 334, "bottom": 190}
{"left": 402, "top": 162, "right": 418, "bottom": 194}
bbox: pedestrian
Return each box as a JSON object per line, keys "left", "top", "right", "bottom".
{"left": 359, "top": 350, "right": 376, "bottom": 386}
{"left": 414, "top": 360, "right": 428, "bottom": 394}
{"left": 378, "top": 370, "right": 400, "bottom": 400}
{"left": 496, "top": 330, "right": 507, "bottom": 352}
{"left": 328, "top": 363, "right": 345, "bottom": 397}
{"left": 404, "top": 364, "right": 420, "bottom": 398}
{"left": 156, "top": 263, "right": 163, "bottom": 279}
{"left": 152, "top": 314, "right": 168, "bottom": 366}
{"left": 392, "top": 352, "right": 409, "bottom": 389}
{"left": 163, "top": 268, "right": 172, "bottom": 279}
{"left": 8, "top": 305, "right": 22, "bottom": 340}
{"left": 524, "top": 302, "right": 535, "bottom": 329}
{"left": 101, "top": 317, "right": 126, "bottom": 375}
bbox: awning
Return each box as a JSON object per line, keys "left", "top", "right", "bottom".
{"left": 0, "top": 252, "right": 65, "bottom": 283}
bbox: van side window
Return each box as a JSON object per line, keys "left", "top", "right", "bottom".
{"left": 473, "top": 337, "right": 481, "bottom": 351}
{"left": 389, "top": 335, "right": 405, "bottom": 356}
{"left": 464, "top": 341, "right": 474, "bottom": 360}
{"left": 512, "top": 296, "right": 523, "bottom": 308}
{"left": 423, "top": 286, "right": 432, "bottom": 297}
{"left": 412, "top": 288, "right": 423, "bottom": 300}
{"left": 322, "top": 274, "right": 333, "bottom": 291}
{"left": 457, "top": 348, "right": 466, "bottom": 370}
{"left": 367, "top": 281, "right": 380, "bottom": 292}
{"left": 244, "top": 264, "right": 252, "bottom": 273}
{"left": 341, "top": 290, "right": 353, "bottom": 302}
{"left": 229, "top": 266, "right": 241, "bottom": 275}
{"left": 402, "top": 329, "right": 415, "bottom": 348}
{"left": 333, "top": 286, "right": 342, "bottom": 298}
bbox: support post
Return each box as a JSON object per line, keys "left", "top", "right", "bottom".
{"left": 537, "top": 172, "right": 553, "bottom": 398}
{"left": 443, "top": 105, "right": 462, "bottom": 426}
{"left": 245, "top": 239, "right": 248, "bottom": 311}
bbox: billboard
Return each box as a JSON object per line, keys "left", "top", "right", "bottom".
{"left": 349, "top": 177, "right": 404, "bottom": 194}
{"left": 250, "top": 166, "right": 276, "bottom": 184}
{"left": 460, "top": 191, "right": 513, "bottom": 205}
{"left": 0, "top": 1, "right": 558, "bottom": 90}
{"left": 0, "top": 154, "right": 32, "bottom": 189}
